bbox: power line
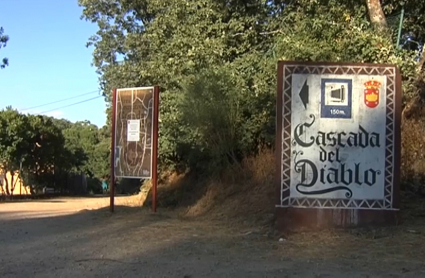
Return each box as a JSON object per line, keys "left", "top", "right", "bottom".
{"left": 39, "top": 95, "right": 103, "bottom": 114}
{"left": 20, "top": 90, "right": 100, "bottom": 111}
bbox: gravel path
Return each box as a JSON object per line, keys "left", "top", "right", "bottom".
{"left": 1, "top": 197, "right": 424, "bottom": 277}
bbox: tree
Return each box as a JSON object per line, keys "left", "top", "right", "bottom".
{"left": 78, "top": 0, "right": 283, "bottom": 94}
{"left": 91, "top": 125, "right": 110, "bottom": 180}
{"left": 0, "top": 108, "right": 30, "bottom": 195}
{"left": 383, "top": 0, "right": 425, "bottom": 44}
{"left": 20, "top": 115, "right": 71, "bottom": 193}
{"left": 79, "top": 0, "right": 419, "bottom": 176}
{"left": 79, "top": 0, "right": 287, "bottom": 169}
{"left": 366, "top": 0, "right": 387, "bottom": 29}
{"left": 55, "top": 120, "right": 110, "bottom": 193}
{"left": 62, "top": 120, "right": 103, "bottom": 176}
{"left": 368, "top": 0, "right": 425, "bottom": 118}
{"left": 0, "top": 27, "right": 9, "bottom": 69}
{"left": 0, "top": 106, "right": 113, "bottom": 195}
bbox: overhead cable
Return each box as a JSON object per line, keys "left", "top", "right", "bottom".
{"left": 20, "top": 90, "right": 100, "bottom": 111}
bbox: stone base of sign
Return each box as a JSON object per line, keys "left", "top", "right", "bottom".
{"left": 276, "top": 207, "right": 399, "bottom": 231}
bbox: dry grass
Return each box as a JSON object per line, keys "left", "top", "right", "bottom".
{"left": 138, "top": 143, "right": 425, "bottom": 233}
{"left": 401, "top": 118, "right": 425, "bottom": 195}
{"left": 137, "top": 148, "right": 276, "bottom": 226}
{"left": 184, "top": 148, "right": 275, "bottom": 225}
{"left": 139, "top": 171, "right": 197, "bottom": 208}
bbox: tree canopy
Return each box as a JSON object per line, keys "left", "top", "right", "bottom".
{"left": 77, "top": 0, "right": 424, "bottom": 175}
{"left": 4, "top": 0, "right": 425, "bottom": 195}
{"left": 0, "top": 27, "right": 9, "bottom": 69}
{"left": 0, "top": 108, "right": 109, "bottom": 195}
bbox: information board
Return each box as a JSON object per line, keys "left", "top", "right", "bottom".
{"left": 114, "top": 87, "right": 154, "bottom": 179}
{"left": 276, "top": 62, "right": 401, "bottom": 210}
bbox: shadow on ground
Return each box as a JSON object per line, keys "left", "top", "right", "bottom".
{"left": 0, "top": 195, "right": 425, "bottom": 278}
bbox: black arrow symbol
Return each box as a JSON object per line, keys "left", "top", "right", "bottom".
{"left": 299, "top": 80, "right": 309, "bottom": 109}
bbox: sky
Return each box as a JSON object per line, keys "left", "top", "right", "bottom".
{"left": 0, "top": 0, "right": 107, "bottom": 127}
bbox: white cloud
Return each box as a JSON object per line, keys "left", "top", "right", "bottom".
{"left": 22, "top": 110, "right": 64, "bottom": 119}
{"left": 43, "top": 110, "right": 64, "bottom": 118}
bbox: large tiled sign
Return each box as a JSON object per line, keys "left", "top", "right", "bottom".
{"left": 276, "top": 62, "right": 401, "bottom": 211}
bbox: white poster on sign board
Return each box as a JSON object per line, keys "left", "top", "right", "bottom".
{"left": 127, "top": 119, "right": 140, "bottom": 142}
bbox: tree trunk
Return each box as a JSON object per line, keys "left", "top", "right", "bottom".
{"left": 0, "top": 172, "right": 4, "bottom": 195}
{"left": 10, "top": 172, "right": 14, "bottom": 196}
{"left": 417, "top": 48, "right": 425, "bottom": 71}
{"left": 4, "top": 174, "right": 10, "bottom": 195}
{"left": 11, "top": 172, "right": 19, "bottom": 195}
{"left": 366, "top": 0, "right": 387, "bottom": 29}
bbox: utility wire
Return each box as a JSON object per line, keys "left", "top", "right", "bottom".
{"left": 20, "top": 90, "right": 100, "bottom": 111}
{"left": 39, "top": 95, "right": 103, "bottom": 114}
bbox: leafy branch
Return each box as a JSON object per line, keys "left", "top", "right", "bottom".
{"left": 0, "top": 27, "right": 9, "bottom": 69}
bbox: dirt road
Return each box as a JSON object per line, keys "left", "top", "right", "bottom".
{"left": 1, "top": 197, "right": 425, "bottom": 277}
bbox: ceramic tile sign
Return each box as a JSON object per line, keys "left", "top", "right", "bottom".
{"left": 276, "top": 62, "right": 401, "bottom": 211}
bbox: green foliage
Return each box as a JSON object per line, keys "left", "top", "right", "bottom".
{"left": 383, "top": 0, "right": 425, "bottom": 43}
{"left": 0, "top": 27, "right": 8, "bottom": 69}
{"left": 157, "top": 92, "right": 186, "bottom": 171}
{"left": 0, "top": 108, "right": 110, "bottom": 195}
{"left": 0, "top": 109, "right": 71, "bottom": 193}
{"left": 274, "top": 0, "right": 418, "bottom": 103}
{"left": 22, "top": 115, "right": 70, "bottom": 190}
{"left": 91, "top": 127, "right": 111, "bottom": 180}
{"left": 0, "top": 108, "right": 30, "bottom": 194}
{"left": 79, "top": 0, "right": 286, "bottom": 173}
{"left": 79, "top": 0, "right": 422, "bottom": 179}
{"left": 58, "top": 120, "right": 111, "bottom": 181}
{"left": 62, "top": 121, "right": 97, "bottom": 173}
{"left": 225, "top": 51, "right": 277, "bottom": 149}
{"left": 78, "top": 0, "right": 282, "bottom": 95}
{"left": 178, "top": 68, "right": 243, "bottom": 172}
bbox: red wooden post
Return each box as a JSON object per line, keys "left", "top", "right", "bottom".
{"left": 151, "top": 86, "right": 160, "bottom": 212}
{"left": 110, "top": 88, "right": 117, "bottom": 213}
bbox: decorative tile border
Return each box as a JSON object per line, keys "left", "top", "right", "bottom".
{"left": 278, "top": 63, "right": 398, "bottom": 210}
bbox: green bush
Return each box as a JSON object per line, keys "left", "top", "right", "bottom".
{"left": 178, "top": 67, "right": 244, "bottom": 173}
